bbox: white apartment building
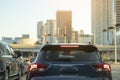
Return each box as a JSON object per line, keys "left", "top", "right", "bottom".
{"left": 92, "top": 0, "right": 114, "bottom": 45}
{"left": 37, "top": 21, "right": 45, "bottom": 44}
{"left": 45, "top": 19, "right": 57, "bottom": 43}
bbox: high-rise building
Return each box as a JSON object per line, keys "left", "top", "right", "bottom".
{"left": 37, "top": 21, "right": 44, "bottom": 43}
{"left": 46, "top": 19, "right": 57, "bottom": 43}
{"left": 91, "top": 0, "right": 114, "bottom": 44}
{"left": 56, "top": 10, "right": 72, "bottom": 43}
{"left": 115, "top": 0, "right": 120, "bottom": 44}
{"left": 115, "top": 0, "right": 120, "bottom": 25}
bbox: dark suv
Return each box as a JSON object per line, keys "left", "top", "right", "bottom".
{"left": 0, "top": 41, "right": 23, "bottom": 80}
{"left": 27, "top": 43, "right": 112, "bottom": 80}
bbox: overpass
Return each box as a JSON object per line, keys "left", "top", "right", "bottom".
{"left": 10, "top": 44, "right": 119, "bottom": 52}
{"left": 10, "top": 44, "right": 120, "bottom": 61}
{"left": 10, "top": 44, "right": 41, "bottom": 52}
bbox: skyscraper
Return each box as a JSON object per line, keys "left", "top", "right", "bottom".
{"left": 115, "top": 0, "right": 120, "bottom": 44}
{"left": 37, "top": 21, "right": 45, "bottom": 43}
{"left": 46, "top": 19, "right": 57, "bottom": 43}
{"left": 115, "top": 0, "right": 120, "bottom": 25}
{"left": 56, "top": 10, "right": 72, "bottom": 43}
{"left": 91, "top": 0, "right": 114, "bottom": 44}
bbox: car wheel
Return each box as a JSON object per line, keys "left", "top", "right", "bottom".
{"left": 3, "top": 69, "right": 9, "bottom": 80}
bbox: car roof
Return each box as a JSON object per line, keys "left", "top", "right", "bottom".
{"left": 41, "top": 43, "right": 98, "bottom": 52}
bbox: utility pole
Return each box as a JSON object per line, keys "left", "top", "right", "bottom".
{"left": 114, "top": 13, "right": 117, "bottom": 63}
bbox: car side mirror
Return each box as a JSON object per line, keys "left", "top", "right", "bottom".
{"left": 14, "top": 50, "right": 22, "bottom": 58}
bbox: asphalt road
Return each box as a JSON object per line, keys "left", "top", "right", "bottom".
{"left": 111, "top": 62, "right": 120, "bottom": 80}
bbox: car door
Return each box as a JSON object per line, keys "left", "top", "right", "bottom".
{"left": 4, "top": 45, "right": 19, "bottom": 76}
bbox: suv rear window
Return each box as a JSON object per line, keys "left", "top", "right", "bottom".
{"left": 42, "top": 50, "right": 100, "bottom": 62}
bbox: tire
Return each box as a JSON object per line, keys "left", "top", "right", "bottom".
{"left": 3, "top": 69, "right": 9, "bottom": 80}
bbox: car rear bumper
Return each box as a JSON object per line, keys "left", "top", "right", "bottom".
{"left": 31, "top": 76, "right": 111, "bottom": 80}
{"left": 28, "top": 71, "right": 112, "bottom": 80}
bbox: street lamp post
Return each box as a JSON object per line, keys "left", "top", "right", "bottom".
{"left": 114, "top": 13, "right": 117, "bottom": 63}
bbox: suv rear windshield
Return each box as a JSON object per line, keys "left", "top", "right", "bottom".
{"left": 42, "top": 50, "right": 100, "bottom": 62}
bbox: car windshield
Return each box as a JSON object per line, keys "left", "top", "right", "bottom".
{"left": 43, "top": 50, "right": 100, "bottom": 62}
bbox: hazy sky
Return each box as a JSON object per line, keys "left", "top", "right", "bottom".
{"left": 0, "top": 0, "right": 91, "bottom": 40}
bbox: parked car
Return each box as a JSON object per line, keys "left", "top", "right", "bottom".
{"left": 26, "top": 43, "right": 112, "bottom": 80}
{"left": 0, "top": 41, "right": 23, "bottom": 80}
{"left": 15, "top": 50, "right": 29, "bottom": 75}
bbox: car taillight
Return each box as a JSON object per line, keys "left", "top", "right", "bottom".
{"left": 29, "top": 64, "right": 48, "bottom": 71}
{"left": 93, "top": 63, "right": 111, "bottom": 71}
